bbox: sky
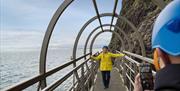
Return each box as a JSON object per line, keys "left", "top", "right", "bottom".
{"left": 0, "top": 0, "right": 122, "bottom": 52}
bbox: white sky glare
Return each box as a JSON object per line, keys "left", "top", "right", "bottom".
{"left": 0, "top": 0, "right": 122, "bottom": 52}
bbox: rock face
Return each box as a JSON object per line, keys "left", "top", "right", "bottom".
{"left": 109, "top": 0, "right": 170, "bottom": 58}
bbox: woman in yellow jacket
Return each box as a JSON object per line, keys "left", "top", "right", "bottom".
{"left": 91, "top": 46, "right": 125, "bottom": 89}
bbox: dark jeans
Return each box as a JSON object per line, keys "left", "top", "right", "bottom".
{"left": 101, "top": 71, "right": 111, "bottom": 88}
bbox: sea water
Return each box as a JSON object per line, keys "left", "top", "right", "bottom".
{"left": 0, "top": 48, "right": 101, "bottom": 91}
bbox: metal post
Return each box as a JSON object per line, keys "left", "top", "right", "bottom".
{"left": 129, "top": 62, "right": 132, "bottom": 91}
{"left": 81, "top": 64, "right": 85, "bottom": 91}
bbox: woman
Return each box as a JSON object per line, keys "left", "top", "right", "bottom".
{"left": 91, "top": 46, "right": 125, "bottom": 89}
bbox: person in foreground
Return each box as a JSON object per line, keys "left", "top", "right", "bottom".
{"left": 134, "top": 0, "right": 180, "bottom": 91}
{"left": 91, "top": 46, "right": 125, "bottom": 89}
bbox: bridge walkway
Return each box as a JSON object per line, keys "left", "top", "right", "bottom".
{"left": 94, "top": 68, "right": 127, "bottom": 91}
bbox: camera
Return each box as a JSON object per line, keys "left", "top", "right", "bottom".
{"left": 139, "top": 63, "right": 154, "bottom": 90}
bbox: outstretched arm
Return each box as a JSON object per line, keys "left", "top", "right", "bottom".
{"left": 110, "top": 53, "right": 125, "bottom": 58}
{"left": 91, "top": 53, "right": 101, "bottom": 60}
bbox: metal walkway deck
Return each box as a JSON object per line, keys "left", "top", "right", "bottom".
{"left": 94, "top": 68, "right": 127, "bottom": 91}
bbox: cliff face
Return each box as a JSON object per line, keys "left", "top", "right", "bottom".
{"left": 109, "top": 0, "right": 170, "bottom": 58}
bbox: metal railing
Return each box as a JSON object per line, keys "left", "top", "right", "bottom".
{"left": 3, "top": 53, "right": 99, "bottom": 91}
{"left": 3, "top": 50, "right": 156, "bottom": 91}
{"left": 115, "top": 50, "right": 156, "bottom": 91}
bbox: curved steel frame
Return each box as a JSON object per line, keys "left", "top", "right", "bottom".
{"left": 83, "top": 24, "right": 132, "bottom": 57}
{"left": 89, "top": 30, "right": 125, "bottom": 53}
{"left": 39, "top": 0, "right": 74, "bottom": 89}
{"left": 72, "top": 13, "right": 146, "bottom": 60}
{"left": 38, "top": 0, "right": 165, "bottom": 89}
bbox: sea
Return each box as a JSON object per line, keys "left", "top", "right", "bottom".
{"left": 0, "top": 47, "right": 101, "bottom": 91}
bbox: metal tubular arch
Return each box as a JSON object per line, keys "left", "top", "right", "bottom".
{"left": 89, "top": 30, "right": 125, "bottom": 53}
{"left": 73, "top": 13, "right": 146, "bottom": 60}
{"left": 72, "top": 13, "right": 114, "bottom": 59}
{"left": 83, "top": 24, "right": 132, "bottom": 58}
{"left": 39, "top": 0, "right": 74, "bottom": 89}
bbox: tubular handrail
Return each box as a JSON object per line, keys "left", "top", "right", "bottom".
{"left": 42, "top": 58, "right": 90, "bottom": 91}
{"left": 125, "top": 54, "right": 156, "bottom": 74}
{"left": 68, "top": 64, "right": 95, "bottom": 91}
{"left": 124, "top": 55, "right": 140, "bottom": 65}
{"left": 116, "top": 50, "right": 156, "bottom": 73}
{"left": 4, "top": 53, "right": 91, "bottom": 91}
{"left": 115, "top": 50, "right": 156, "bottom": 91}
{"left": 123, "top": 51, "right": 153, "bottom": 64}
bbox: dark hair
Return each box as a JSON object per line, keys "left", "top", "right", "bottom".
{"left": 102, "top": 46, "right": 109, "bottom": 49}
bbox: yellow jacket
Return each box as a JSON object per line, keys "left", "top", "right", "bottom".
{"left": 91, "top": 52, "right": 125, "bottom": 71}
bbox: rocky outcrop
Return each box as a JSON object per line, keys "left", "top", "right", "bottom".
{"left": 109, "top": 0, "right": 170, "bottom": 58}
